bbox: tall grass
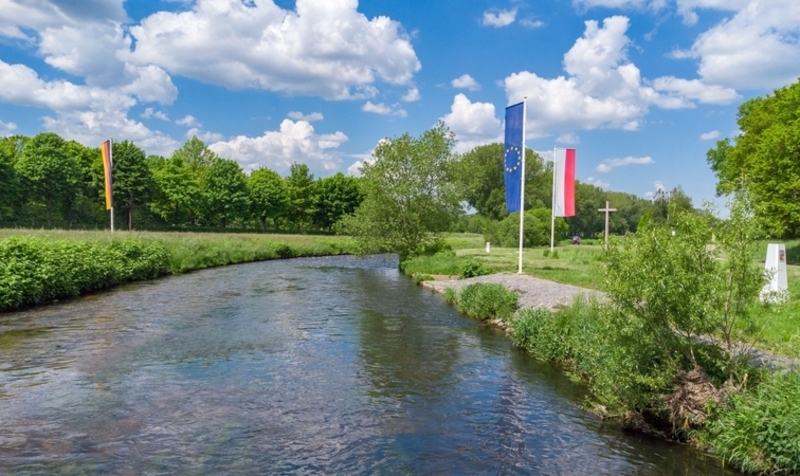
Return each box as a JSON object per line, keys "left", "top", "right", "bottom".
{"left": 445, "top": 282, "right": 518, "bottom": 323}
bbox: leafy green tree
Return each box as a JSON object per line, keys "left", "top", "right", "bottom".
{"left": 0, "top": 136, "right": 23, "bottom": 221}
{"left": 162, "top": 137, "right": 217, "bottom": 225}
{"left": 486, "top": 207, "right": 568, "bottom": 248}
{"left": 15, "top": 132, "right": 80, "bottom": 227}
{"left": 456, "top": 143, "right": 547, "bottom": 220}
{"left": 149, "top": 154, "right": 199, "bottom": 226}
{"left": 311, "top": 173, "right": 363, "bottom": 231}
{"left": 204, "top": 158, "right": 250, "bottom": 229}
{"left": 338, "top": 122, "right": 461, "bottom": 256}
{"left": 651, "top": 186, "right": 694, "bottom": 226}
{"left": 706, "top": 78, "right": 800, "bottom": 236}
{"left": 111, "top": 140, "right": 154, "bottom": 230}
{"left": 248, "top": 167, "right": 288, "bottom": 231}
{"left": 284, "top": 162, "right": 315, "bottom": 231}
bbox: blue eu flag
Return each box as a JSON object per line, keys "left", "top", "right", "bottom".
{"left": 504, "top": 102, "right": 524, "bottom": 212}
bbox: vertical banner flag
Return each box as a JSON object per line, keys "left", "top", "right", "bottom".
{"left": 504, "top": 102, "right": 525, "bottom": 212}
{"left": 101, "top": 140, "right": 113, "bottom": 210}
{"left": 554, "top": 148, "right": 576, "bottom": 217}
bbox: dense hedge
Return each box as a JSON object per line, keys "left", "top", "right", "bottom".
{"left": 0, "top": 236, "right": 169, "bottom": 311}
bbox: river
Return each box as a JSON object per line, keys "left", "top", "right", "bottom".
{"left": 0, "top": 255, "right": 736, "bottom": 475}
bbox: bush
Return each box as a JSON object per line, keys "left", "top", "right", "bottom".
{"left": 458, "top": 259, "right": 487, "bottom": 278}
{"left": 452, "top": 283, "right": 518, "bottom": 322}
{"left": 704, "top": 371, "right": 800, "bottom": 474}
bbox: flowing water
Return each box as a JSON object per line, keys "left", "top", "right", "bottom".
{"left": 0, "top": 255, "right": 737, "bottom": 475}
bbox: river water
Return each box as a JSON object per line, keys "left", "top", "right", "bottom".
{"left": 0, "top": 255, "right": 736, "bottom": 475}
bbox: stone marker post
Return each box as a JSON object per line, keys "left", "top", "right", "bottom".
{"left": 761, "top": 243, "right": 789, "bottom": 303}
{"left": 597, "top": 201, "right": 617, "bottom": 250}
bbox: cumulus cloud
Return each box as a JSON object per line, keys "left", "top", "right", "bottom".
{"left": 0, "top": 0, "right": 127, "bottom": 41}
{"left": 700, "top": 130, "right": 720, "bottom": 140}
{"left": 176, "top": 115, "right": 200, "bottom": 127}
{"left": 673, "top": 0, "right": 800, "bottom": 89}
{"left": 557, "top": 132, "right": 580, "bottom": 144}
{"left": 674, "top": 0, "right": 750, "bottom": 25}
{"left": 441, "top": 94, "right": 502, "bottom": 153}
{"left": 141, "top": 108, "right": 169, "bottom": 121}
{"left": 209, "top": 119, "right": 348, "bottom": 175}
{"left": 596, "top": 155, "right": 654, "bottom": 173}
{"left": 126, "top": 0, "right": 420, "bottom": 100}
{"left": 288, "top": 111, "right": 324, "bottom": 121}
{"left": 520, "top": 18, "right": 545, "bottom": 29}
{"left": 504, "top": 16, "right": 734, "bottom": 135}
{"left": 362, "top": 101, "right": 407, "bottom": 117}
{"left": 482, "top": 8, "right": 517, "bottom": 27}
{"left": 0, "top": 119, "right": 18, "bottom": 136}
{"left": 451, "top": 74, "right": 480, "bottom": 91}
{"left": 401, "top": 88, "right": 421, "bottom": 102}
{"left": 585, "top": 176, "right": 610, "bottom": 189}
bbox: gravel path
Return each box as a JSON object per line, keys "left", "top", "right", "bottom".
{"left": 421, "top": 272, "right": 604, "bottom": 311}
{"left": 422, "top": 272, "right": 799, "bottom": 370}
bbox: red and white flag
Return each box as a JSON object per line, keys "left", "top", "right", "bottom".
{"left": 554, "top": 148, "right": 576, "bottom": 217}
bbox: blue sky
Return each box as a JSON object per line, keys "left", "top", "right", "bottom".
{"left": 1, "top": 0, "right": 799, "bottom": 205}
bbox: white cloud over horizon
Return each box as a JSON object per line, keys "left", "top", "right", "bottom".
{"left": 451, "top": 74, "right": 480, "bottom": 91}
{"left": 441, "top": 94, "right": 502, "bottom": 153}
{"left": 596, "top": 155, "right": 655, "bottom": 173}
{"left": 482, "top": 8, "right": 517, "bottom": 27}
{"left": 700, "top": 130, "right": 720, "bottom": 140}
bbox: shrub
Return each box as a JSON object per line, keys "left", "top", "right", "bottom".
{"left": 458, "top": 259, "right": 487, "bottom": 278}
{"left": 455, "top": 283, "right": 518, "bottom": 322}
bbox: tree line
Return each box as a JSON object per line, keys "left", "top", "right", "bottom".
{"left": 0, "top": 133, "right": 363, "bottom": 233}
{"left": 0, "top": 128, "right": 695, "bottom": 242}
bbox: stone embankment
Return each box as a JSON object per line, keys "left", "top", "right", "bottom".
{"left": 422, "top": 272, "right": 800, "bottom": 370}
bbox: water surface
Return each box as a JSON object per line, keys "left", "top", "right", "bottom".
{"left": 0, "top": 255, "right": 736, "bottom": 474}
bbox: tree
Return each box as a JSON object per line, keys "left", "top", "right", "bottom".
{"left": 15, "top": 132, "right": 80, "bottom": 227}
{"left": 284, "top": 163, "right": 315, "bottom": 231}
{"left": 110, "top": 140, "right": 154, "bottom": 231}
{"left": 149, "top": 154, "right": 199, "bottom": 226}
{"left": 311, "top": 173, "right": 363, "bottom": 231}
{"left": 651, "top": 186, "right": 694, "bottom": 226}
{"left": 456, "top": 143, "right": 546, "bottom": 220}
{"left": 0, "top": 136, "right": 22, "bottom": 221}
{"left": 706, "top": 78, "right": 800, "bottom": 236}
{"left": 248, "top": 167, "right": 288, "bottom": 231}
{"left": 203, "top": 158, "right": 250, "bottom": 229}
{"left": 338, "top": 122, "right": 461, "bottom": 257}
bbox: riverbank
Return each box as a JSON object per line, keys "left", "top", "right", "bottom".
{"left": 0, "top": 230, "right": 359, "bottom": 312}
{"left": 422, "top": 271, "right": 800, "bottom": 474}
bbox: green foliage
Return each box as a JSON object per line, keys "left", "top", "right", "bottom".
{"left": 204, "top": 158, "right": 250, "bottom": 229}
{"left": 111, "top": 140, "right": 155, "bottom": 230}
{"left": 704, "top": 371, "right": 800, "bottom": 474}
{"left": 485, "top": 208, "right": 568, "bottom": 248}
{"left": 458, "top": 259, "right": 487, "bottom": 278}
{"left": 338, "top": 122, "right": 462, "bottom": 257}
{"left": 284, "top": 162, "right": 315, "bottom": 231}
{"left": 449, "top": 283, "right": 518, "bottom": 322}
{"left": 248, "top": 167, "right": 288, "bottom": 231}
{"left": 0, "top": 236, "right": 168, "bottom": 311}
{"left": 707, "top": 78, "right": 800, "bottom": 236}
{"left": 311, "top": 173, "right": 363, "bottom": 230}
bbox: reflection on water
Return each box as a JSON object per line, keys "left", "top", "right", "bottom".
{"left": 0, "top": 254, "right": 736, "bottom": 475}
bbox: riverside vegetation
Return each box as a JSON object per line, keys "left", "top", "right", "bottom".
{"left": 0, "top": 229, "right": 357, "bottom": 312}
{"left": 405, "top": 201, "right": 800, "bottom": 475}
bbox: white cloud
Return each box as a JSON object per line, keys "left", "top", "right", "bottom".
{"left": 673, "top": 0, "right": 800, "bottom": 89}
{"left": 482, "top": 8, "right": 517, "bottom": 27}
{"left": 176, "top": 115, "right": 200, "bottom": 127}
{"left": 700, "top": 130, "right": 720, "bottom": 140}
{"left": 0, "top": 119, "right": 17, "bottom": 136}
{"left": 674, "top": 0, "right": 750, "bottom": 25}
{"left": 504, "top": 16, "right": 733, "bottom": 135}
{"left": 451, "top": 74, "right": 480, "bottom": 91}
{"left": 573, "top": 0, "right": 646, "bottom": 8}
{"left": 127, "top": 0, "right": 420, "bottom": 100}
{"left": 0, "top": 0, "right": 127, "bottom": 41}
{"left": 141, "top": 108, "right": 170, "bottom": 121}
{"left": 362, "top": 101, "right": 407, "bottom": 117}
{"left": 287, "top": 111, "right": 324, "bottom": 121}
{"left": 346, "top": 153, "right": 375, "bottom": 177}
{"left": 185, "top": 127, "right": 225, "bottom": 143}
{"left": 557, "top": 132, "right": 581, "bottom": 144}
{"left": 520, "top": 18, "right": 545, "bottom": 29}
{"left": 645, "top": 180, "right": 666, "bottom": 198}
{"left": 401, "top": 87, "right": 421, "bottom": 102}
{"left": 441, "top": 94, "right": 502, "bottom": 153}
{"left": 596, "top": 155, "right": 654, "bottom": 173}
{"left": 586, "top": 176, "right": 610, "bottom": 189}
{"left": 209, "top": 119, "right": 348, "bottom": 175}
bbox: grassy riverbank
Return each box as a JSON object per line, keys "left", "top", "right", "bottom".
{"left": 0, "top": 229, "right": 358, "bottom": 312}
{"left": 419, "top": 233, "right": 800, "bottom": 475}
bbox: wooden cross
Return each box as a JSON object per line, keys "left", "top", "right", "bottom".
{"left": 598, "top": 200, "right": 617, "bottom": 249}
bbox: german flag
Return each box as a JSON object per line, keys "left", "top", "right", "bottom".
{"left": 101, "top": 140, "right": 113, "bottom": 210}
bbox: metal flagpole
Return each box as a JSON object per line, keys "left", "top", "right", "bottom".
{"left": 517, "top": 98, "right": 527, "bottom": 274}
{"left": 550, "top": 146, "right": 557, "bottom": 252}
{"left": 109, "top": 139, "right": 114, "bottom": 233}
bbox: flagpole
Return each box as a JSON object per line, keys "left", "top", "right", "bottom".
{"left": 517, "top": 98, "right": 527, "bottom": 274}
{"left": 109, "top": 139, "right": 114, "bottom": 233}
{"left": 550, "top": 146, "right": 557, "bottom": 252}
